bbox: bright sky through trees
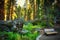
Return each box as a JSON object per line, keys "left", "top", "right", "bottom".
{"left": 16, "top": 0, "right": 26, "bottom": 7}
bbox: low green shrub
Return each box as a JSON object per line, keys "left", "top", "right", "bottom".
{"left": 0, "top": 31, "right": 22, "bottom": 40}
{"left": 23, "top": 23, "right": 40, "bottom": 40}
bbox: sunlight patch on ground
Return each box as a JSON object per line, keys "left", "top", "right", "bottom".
{"left": 36, "top": 34, "right": 43, "bottom": 40}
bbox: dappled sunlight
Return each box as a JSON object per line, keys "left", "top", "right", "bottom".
{"left": 12, "top": 13, "right": 17, "bottom": 20}
{"left": 0, "top": 0, "right": 60, "bottom": 40}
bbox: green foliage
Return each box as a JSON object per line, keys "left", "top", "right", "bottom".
{"left": 0, "top": 23, "right": 40, "bottom": 40}
{"left": 23, "top": 23, "right": 33, "bottom": 31}
{"left": 22, "top": 30, "right": 39, "bottom": 40}
{"left": 23, "top": 23, "right": 40, "bottom": 40}
{"left": 0, "top": 32, "right": 22, "bottom": 40}
{"left": 23, "top": 23, "right": 42, "bottom": 31}
{"left": 25, "top": 31, "right": 39, "bottom": 40}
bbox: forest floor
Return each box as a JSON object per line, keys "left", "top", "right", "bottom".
{"left": 39, "top": 34, "right": 60, "bottom": 40}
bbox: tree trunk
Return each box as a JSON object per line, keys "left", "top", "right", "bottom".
{"left": 0, "top": 0, "right": 4, "bottom": 20}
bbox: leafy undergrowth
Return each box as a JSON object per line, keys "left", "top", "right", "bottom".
{"left": 23, "top": 23, "right": 41, "bottom": 40}
{"left": 0, "top": 31, "right": 39, "bottom": 40}
{"left": 0, "top": 23, "right": 41, "bottom": 40}
{"left": 0, "top": 31, "right": 22, "bottom": 40}
{"left": 23, "top": 23, "right": 42, "bottom": 31}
